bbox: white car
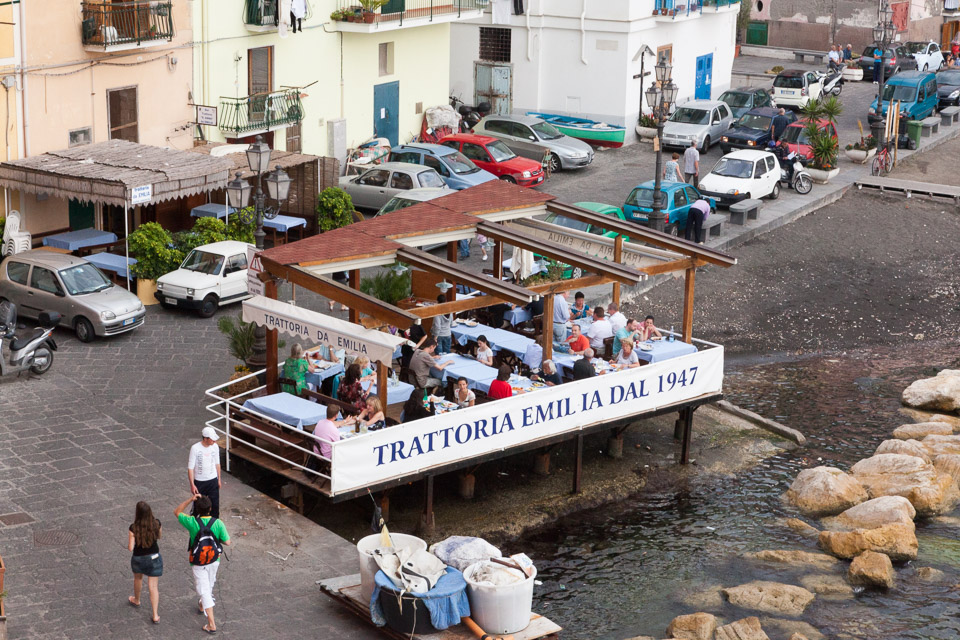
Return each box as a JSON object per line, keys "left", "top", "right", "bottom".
{"left": 905, "top": 41, "right": 944, "bottom": 72}
{"left": 338, "top": 162, "right": 448, "bottom": 211}
{"left": 155, "top": 240, "right": 253, "bottom": 317}
{"left": 697, "top": 149, "right": 782, "bottom": 207}
{"left": 661, "top": 100, "right": 735, "bottom": 152}
{"left": 772, "top": 70, "right": 824, "bottom": 109}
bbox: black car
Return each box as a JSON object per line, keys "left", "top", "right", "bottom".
{"left": 937, "top": 68, "right": 960, "bottom": 107}
{"left": 719, "top": 107, "right": 797, "bottom": 154}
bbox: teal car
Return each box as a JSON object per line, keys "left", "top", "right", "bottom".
{"left": 622, "top": 181, "right": 716, "bottom": 235}
{"left": 539, "top": 202, "right": 627, "bottom": 278}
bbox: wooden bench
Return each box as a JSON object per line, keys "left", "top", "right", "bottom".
{"left": 728, "top": 198, "right": 762, "bottom": 225}
{"left": 793, "top": 50, "right": 826, "bottom": 64}
{"left": 702, "top": 214, "right": 724, "bottom": 238}
{"left": 940, "top": 106, "right": 960, "bottom": 127}
{"left": 920, "top": 116, "right": 940, "bottom": 137}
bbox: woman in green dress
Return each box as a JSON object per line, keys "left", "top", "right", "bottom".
{"left": 282, "top": 344, "right": 317, "bottom": 395}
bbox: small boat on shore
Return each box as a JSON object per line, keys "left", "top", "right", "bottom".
{"left": 526, "top": 112, "right": 626, "bottom": 148}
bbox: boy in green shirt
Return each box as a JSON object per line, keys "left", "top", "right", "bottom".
{"left": 175, "top": 493, "right": 232, "bottom": 634}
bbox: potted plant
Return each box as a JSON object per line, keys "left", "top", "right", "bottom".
{"left": 842, "top": 59, "right": 864, "bottom": 81}
{"left": 652, "top": 8, "right": 659, "bottom": 14}
{"left": 845, "top": 134, "right": 877, "bottom": 163}
{"left": 217, "top": 315, "right": 283, "bottom": 384}
{"left": 800, "top": 97, "right": 842, "bottom": 182}
{"left": 360, "top": 270, "right": 411, "bottom": 306}
{"left": 127, "top": 222, "right": 182, "bottom": 306}
{"left": 316, "top": 187, "right": 355, "bottom": 233}
{"left": 660, "top": 7, "right": 669, "bottom": 15}
{"left": 358, "top": 0, "right": 387, "bottom": 23}
{"left": 635, "top": 113, "right": 659, "bottom": 140}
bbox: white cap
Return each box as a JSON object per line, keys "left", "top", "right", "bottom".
{"left": 201, "top": 427, "right": 220, "bottom": 441}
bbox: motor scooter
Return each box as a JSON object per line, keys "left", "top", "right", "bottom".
{"left": 0, "top": 300, "right": 58, "bottom": 377}
{"left": 817, "top": 67, "right": 844, "bottom": 97}
{"left": 449, "top": 95, "right": 491, "bottom": 132}
{"left": 770, "top": 142, "right": 813, "bottom": 194}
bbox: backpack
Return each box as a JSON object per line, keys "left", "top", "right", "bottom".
{"left": 189, "top": 516, "right": 222, "bottom": 566}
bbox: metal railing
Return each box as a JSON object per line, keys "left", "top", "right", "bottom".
{"left": 218, "top": 88, "right": 304, "bottom": 137}
{"left": 81, "top": 1, "right": 174, "bottom": 48}
{"left": 333, "top": 0, "right": 486, "bottom": 27}
{"left": 703, "top": 0, "right": 737, "bottom": 7}
{"left": 654, "top": 0, "right": 703, "bottom": 17}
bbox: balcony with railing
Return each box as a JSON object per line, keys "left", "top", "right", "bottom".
{"left": 652, "top": 0, "right": 703, "bottom": 20}
{"left": 218, "top": 89, "right": 304, "bottom": 138}
{"left": 243, "top": 0, "right": 314, "bottom": 33}
{"left": 81, "top": 1, "right": 174, "bottom": 52}
{"left": 329, "top": 0, "right": 487, "bottom": 33}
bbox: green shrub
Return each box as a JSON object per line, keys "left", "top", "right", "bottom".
{"left": 0, "top": 217, "right": 5, "bottom": 240}
{"left": 217, "top": 313, "right": 257, "bottom": 363}
{"left": 770, "top": 65, "right": 784, "bottom": 74}
{"left": 316, "top": 187, "right": 355, "bottom": 233}
{"left": 227, "top": 209, "right": 256, "bottom": 244}
{"left": 128, "top": 222, "right": 181, "bottom": 280}
{"left": 360, "top": 270, "right": 411, "bottom": 306}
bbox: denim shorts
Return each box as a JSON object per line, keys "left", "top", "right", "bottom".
{"left": 131, "top": 553, "right": 164, "bottom": 577}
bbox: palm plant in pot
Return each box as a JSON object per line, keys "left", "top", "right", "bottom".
{"left": 358, "top": 0, "right": 388, "bottom": 23}
{"left": 800, "top": 97, "right": 843, "bottom": 183}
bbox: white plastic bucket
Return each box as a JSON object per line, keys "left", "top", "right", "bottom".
{"left": 356, "top": 533, "right": 427, "bottom": 605}
{"left": 463, "top": 561, "right": 537, "bottom": 634}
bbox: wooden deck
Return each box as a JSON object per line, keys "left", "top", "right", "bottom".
{"left": 855, "top": 176, "right": 960, "bottom": 201}
{"left": 318, "top": 574, "right": 562, "bottom": 640}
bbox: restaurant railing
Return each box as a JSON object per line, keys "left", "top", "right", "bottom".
{"left": 333, "top": 0, "right": 487, "bottom": 27}
{"left": 81, "top": 1, "right": 174, "bottom": 48}
{"left": 218, "top": 88, "right": 304, "bottom": 137}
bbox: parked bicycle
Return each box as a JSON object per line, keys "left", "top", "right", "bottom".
{"left": 871, "top": 142, "right": 894, "bottom": 176}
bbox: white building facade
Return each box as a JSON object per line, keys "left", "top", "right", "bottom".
{"left": 449, "top": 0, "right": 740, "bottom": 144}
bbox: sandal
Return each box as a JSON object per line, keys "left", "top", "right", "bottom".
{"left": 152, "top": 617, "right": 160, "bottom": 625}
{"left": 203, "top": 624, "right": 217, "bottom": 634}
{"left": 197, "top": 599, "right": 204, "bottom": 615}
{"left": 128, "top": 596, "right": 140, "bottom": 608}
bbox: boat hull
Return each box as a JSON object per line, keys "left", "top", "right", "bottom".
{"left": 527, "top": 112, "right": 626, "bottom": 148}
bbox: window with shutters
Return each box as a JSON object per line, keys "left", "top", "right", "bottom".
{"left": 248, "top": 46, "right": 273, "bottom": 124}
{"left": 107, "top": 87, "right": 139, "bottom": 142}
{"left": 479, "top": 27, "right": 511, "bottom": 62}
{"left": 286, "top": 122, "right": 302, "bottom": 153}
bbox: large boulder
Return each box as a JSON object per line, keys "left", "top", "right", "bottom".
{"left": 782, "top": 467, "right": 868, "bottom": 517}
{"left": 875, "top": 438, "right": 932, "bottom": 462}
{"left": 902, "top": 370, "right": 960, "bottom": 412}
{"left": 848, "top": 550, "right": 894, "bottom": 588}
{"left": 744, "top": 549, "right": 840, "bottom": 571}
{"left": 665, "top": 612, "right": 717, "bottom": 640}
{"left": 934, "top": 454, "right": 960, "bottom": 485}
{"left": 850, "top": 454, "right": 960, "bottom": 516}
{"left": 818, "top": 523, "right": 918, "bottom": 561}
{"left": 723, "top": 581, "right": 815, "bottom": 616}
{"left": 921, "top": 435, "right": 960, "bottom": 457}
{"left": 892, "top": 422, "right": 953, "bottom": 440}
{"left": 715, "top": 616, "right": 771, "bottom": 640}
{"left": 821, "top": 496, "right": 917, "bottom": 531}
{"left": 899, "top": 407, "right": 960, "bottom": 428}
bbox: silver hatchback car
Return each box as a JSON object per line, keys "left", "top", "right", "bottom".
{"left": 0, "top": 250, "right": 145, "bottom": 342}
{"left": 472, "top": 114, "right": 594, "bottom": 173}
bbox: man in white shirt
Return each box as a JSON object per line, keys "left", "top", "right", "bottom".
{"left": 553, "top": 291, "right": 570, "bottom": 342}
{"left": 585, "top": 306, "right": 613, "bottom": 351}
{"left": 606, "top": 302, "right": 627, "bottom": 333}
{"left": 827, "top": 45, "right": 841, "bottom": 71}
{"left": 188, "top": 427, "right": 222, "bottom": 518}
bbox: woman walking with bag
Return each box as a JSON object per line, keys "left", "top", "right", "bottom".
{"left": 128, "top": 501, "right": 162, "bottom": 624}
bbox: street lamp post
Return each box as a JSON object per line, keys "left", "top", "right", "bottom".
{"left": 644, "top": 59, "right": 679, "bottom": 233}
{"left": 872, "top": 2, "right": 895, "bottom": 147}
{"left": 225, "top": 135, "right": 293, "bottom": 369}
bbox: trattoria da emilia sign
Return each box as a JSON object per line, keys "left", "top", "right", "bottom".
{"left": 330, "top": 347, "right": 724, "bottom": 494}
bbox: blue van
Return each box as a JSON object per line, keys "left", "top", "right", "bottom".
{"left": 868, "top": 71, "right": 939, "bottom": 124}
{"left": 388, "top": 143, "right": 497, "bottom": 190}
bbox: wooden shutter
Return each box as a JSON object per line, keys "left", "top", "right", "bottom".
{"left": 248, "top": 47, "right": 273, "bottom": 96}
{"left": 108, "top": 87, "right": 139, "bottom": 142}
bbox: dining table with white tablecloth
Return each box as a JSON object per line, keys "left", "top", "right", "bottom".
{"left": 450, "top": 322, "right": 535, "bottom": 358}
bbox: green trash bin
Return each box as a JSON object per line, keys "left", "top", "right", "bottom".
{"left": 907, "top": 120, "right": 922, "bottom": 149}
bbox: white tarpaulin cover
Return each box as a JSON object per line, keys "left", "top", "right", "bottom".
{"left": 242, "top": 295, "right": 406, "bottom": 364}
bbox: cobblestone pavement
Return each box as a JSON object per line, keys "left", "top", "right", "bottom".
{"left": 0, "top": 307, "right": 372, "bottom": 638}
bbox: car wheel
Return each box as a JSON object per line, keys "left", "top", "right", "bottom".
{"left": 548, "top": 153, "right": 562, "bottom": 174}
{"left": 665, "top": 224, "right": 679, "bottom": 237}
{"left": 499, "top": 175, "right": 517, "bottom": 183}
{"left": 700, "top": 136, "right": 711, "bottom": 153}
{"left": 74, "top": 317, "right": 95, "bottom": 343}
{"left": 199, "top": 295, "right": 219, "bottom": 319}
{"left": 29, "top": 345, "right": 53, "bottom": 375}
{"left": 922, "top": 63, "right": 929, "bottom": 72}
{"left": 769, "top": 182, "right": 781, "bottom": 200}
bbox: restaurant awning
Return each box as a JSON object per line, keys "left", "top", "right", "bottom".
{"left": 242, "top": 295, "right": 407, "bottom": 364}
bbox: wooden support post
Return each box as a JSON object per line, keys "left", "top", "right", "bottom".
{"left": 680, "top": 407, "right": 695, "bottom": 464}
{"left": 458, "top": 473, "right": 476, "bottom": 499}
{"left": 265, "top": 278, "right": 279, "bottom": 394}
{"left": 572, "top": 434, "right": 584, "bottom": 494}
{"left": 534, "top": 451, "right": 551, "bottom": 476}
{"left": 682, "top": 266, "right": 695, "bottom": 344}
{"left": 493, "top": 236, "right": 503, "bottom": 280}
{"left": 444, "top": 241, "right": 458, "bottom": 302}
{"left": 348, "top": 269, "right": 360, "bottom": 324}
{"left": 376, "top": 360, "right": 388, "bottom": 414}
{"left": 542, "top": 292, "right": 554, "bottom": 361}
{"left": 612, "top": 235, "right": 623, "bottom": 307}
{"left": 419, "top": 474, "right": 436, "bottom": 537}
{"left": 607, "top": 432, "right": 623, "bottom": 458}
{"left": 674, "top": 407, "right": 686, "bottom": 440}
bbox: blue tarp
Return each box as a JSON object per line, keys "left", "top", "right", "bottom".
{"left": 370, "top": 567, "right": 470, "bottom": 631}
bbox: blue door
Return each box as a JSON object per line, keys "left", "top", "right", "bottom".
{"left": 474, "top": 61, "right": 513, "bottom": 115}
{"left": 374, "top": 81, "right": 399, "bottom": 146}
{"left": 695, "top": 54, "right": 713, "bottom": 100}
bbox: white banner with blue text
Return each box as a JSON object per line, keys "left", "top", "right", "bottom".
{"left": 330, "top": 347, "right": 723, "bottom": 494}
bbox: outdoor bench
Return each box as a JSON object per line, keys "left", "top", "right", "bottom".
{"left": 793, "top": 50, "right": 826, "bottom": 64}
{"left": 728, "top": 198, "right": 762, "bottom": 225}
{"left": 703, "top": 214, "right": 724, "bottom": 238}
{"left": 920, "top": 116, "right": 940, "bottom": 137}
{"left": 940, "top": 106, "right": 960, "bottom": 127}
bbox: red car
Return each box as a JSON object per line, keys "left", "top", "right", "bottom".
{"left": 778, "top": 118, "right": 838, "bottom": 160}
{"left": 439, "top": 133, "right": 545, "bottom": 187}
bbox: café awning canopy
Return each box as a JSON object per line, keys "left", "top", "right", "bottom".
{"left": 0, "top": 139, "right": 233, "bottom": 207}
{"left": 242, "top": 295, "right": 406, "bottom": 364}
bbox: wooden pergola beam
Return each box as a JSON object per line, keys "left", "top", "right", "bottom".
{"left": 396, "top": 246, "right": 533, "bottom": 306}
{"left": 640, "top": 257, "right": 705, "bottom": 277}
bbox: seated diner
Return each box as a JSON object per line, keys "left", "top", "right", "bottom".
{"left": 281, "top": 344, "right": 317, "bottom": 394}
{"left": 488, "top": 364, "right": 515, "bottom": 400}
{"left": 612, "top": 338, "right": 641, "bottom": 369}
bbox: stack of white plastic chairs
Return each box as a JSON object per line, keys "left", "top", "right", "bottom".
{"left": 2, "top": 210, "right": 31, "bottom": 256}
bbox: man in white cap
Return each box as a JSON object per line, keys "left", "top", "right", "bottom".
{"left": 188, "top": 427, "right": 222, "bottom": 518}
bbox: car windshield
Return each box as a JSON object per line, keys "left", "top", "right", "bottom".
{"left": 780, "top": 125, "right": 811, "bottom": 145}
{"left": 378, "top": 197, "right": 419, "bottom": 215}
{"left": 543, "top": 213, "right": 591, "bottom": 233}
{"left": 487, "top": 140, "right": 516, "bottom": 161}
{"left": 938, "top": 70, "right": 960, "bottom": 85}
{"left": 711, "top": 158, "right": 754, "bottom": 179}
{"left": 736, "top": 114, "right": 772, "bottom": 130}
{"left": 720, "top": 91, "right": 751, "bottom": 107}
{"left": 669, "top": 108, "right": 708, "bottom": 125}
{"left": 59, "top": 263, "right": 111, "bottom": 295}
{"left": 441, "top": 151, "right": 479, "bottom": 175}
{"left": 625, "top": 187, "right": 655, "bottom": 208}
{"left": 531, "top": 121, "right": 563, "bottom": 140}
{"left": 881, "top": 84, "right": 917, "bottom": 102}
{"left": 773, "top": 75, "right": 803, "bottom": 89}
{"left": 181, "top": 250, "right": 224, "bottom": 275}
{"left": 904, "top": 42, "right": 926, "bottom": 53}
{"left": 418, "top": 171, "right": 445, "bottom": 188}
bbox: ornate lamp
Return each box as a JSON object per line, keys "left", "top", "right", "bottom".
{"left": 265, "top": 165, "right": 292, "bottom": 202}
{"left": 245, "top": 135, "right": 272, "bottom": 176}
{"left": 226, "top": 172, "right": 252, "bottom": 209}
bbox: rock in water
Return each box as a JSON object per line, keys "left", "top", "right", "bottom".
{"left": 715, "top": 616, "right": 771, "bottom": 640}
{"left": 934, "top": 454, "right": 960, "bottom": 485}
{"left": 744, "top": 549, "right": 840, "bottom": 571}
{"left": 850, "top": 454, "right": 960, "bottom": 516}
{"left": 899, "top": 407, "right": 960, "bottom": 428}
{"left": 921, "top": 435, "right": 960, "bottom": 456}
{"left": 875, "top": 438, "right": 932, "bottom": 462}
{"left": 821, "top": 496, "right": 917, "bottom": 531}
{"left": 722, "top": 582, "right": 816, "bottom": 616}
{"left": 819, "top": 523, "right": 918, "bottom": 561}
{"left": 848, "top": 550, "right": 894, "bottom": 588}
{"left": 783, "top": 518, "right": 820, "bottom": 538}
{"left": 892, "top": 422, "right": 953, "bottom": 440}
{"left": 915, "top": 566, "right": 946, "bottom": 582}
{"left": 758, "top": 618, "right": 825, "bottom": 640}
{"left": 783, "top": 467, "right": 868, "bottom": 517}
{"left": 798, "top": 573, "right": 854, "bottom": 597}
{"left": 902, "top": 370, "right": 960, "bottom": 412}
{"left": 665, "top": 612, "right": 717, "bottom": 640}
